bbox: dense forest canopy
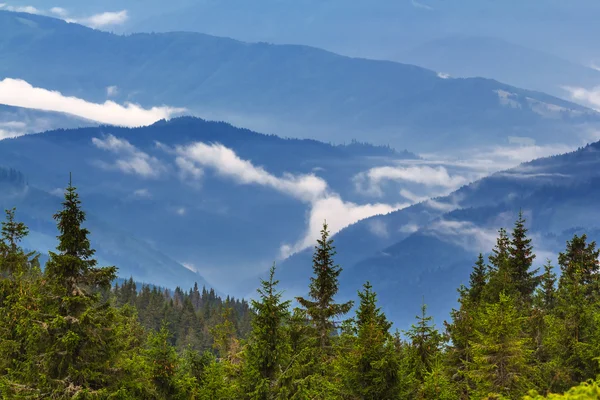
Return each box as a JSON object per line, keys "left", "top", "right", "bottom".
{"left": 1, "top": 183, "right": 600, "bottom": 399}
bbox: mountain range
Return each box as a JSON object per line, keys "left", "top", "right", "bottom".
{"left": 280, "top": 141, "right": 600, "bottom": 326}
{"left": 0, "top": 117, "right": 418, "bottom": 294}
{"left": 0, "top": 11, "right": 598, "bottom": 153}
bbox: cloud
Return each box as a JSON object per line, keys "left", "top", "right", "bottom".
{"left": 182, "top": 262, "right": 197, "bottom": 272}
{"left": 0, "top": 3, "right": 128, "bottom": 28}
{"left": 437, "top": 72, "right": 450, "bottom": 79}
{"left": 0, "top": 129, "right": 22, "bottom": 140}
{"left": 399, "top": 189, "right": 458, "bottom": 212}
{"left": 175, "top": 207, "right": 186, "bottom": 216}
{"left": 106, "top": 86, "right": 119, "bottom": 97}
{"left": 92, "top": 134, "right": 166, "bottom": 178}
{"left": 0, "top": 4, "right": 41, "bottom": 14}
{"left": 563, "top": 85, "right": 600, "bottom": 110}
{"left": 175, "top": 156, "right": 204, "bottom": 180}
{"left": 74, "top": 10, "right": 128, "bottom": 29}
{"left": 0, "top": 120, "right": 28, "bottom": 140}
{"left": 0, "top": 78, "right": 184, "bottom": 127}
{"left": 411, "top": 0, "right": 433, "bottom": 10}
{"left": 174, "top": 142, "right": 406, "bottom": 257}
{"left": 49, "top": 7, "right": 68, "bottom": 17}
{"left": 484, "top": 143, "right": 575, "bottom": 165}
{"left": 590, "top": 63, "right": 600, "bottom": 73}
{"left": 355, "top": 165, "right": 469, "bottom": 196}
{"left": 281, "top": 196, "right": 408, "bottom": 258}
{"left": 176, "top": 142, "right": 328, "bottom": 203}
{"left": 367, "top": 219, "right": 389, "bottom": 238}
{"left": 426, "top": 219, "right": 498, "bottom": 253}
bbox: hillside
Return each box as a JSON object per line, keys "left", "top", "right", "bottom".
{"left": 0, "top": 11, "right": 597, "bottom": 152}
{"left": 0, "top": 117, "right": 418, "bottom": 293}
{"left": 399, "top": 36, "right": 600, "bottom": 102}
{"left": 280, "top": 141, "right": 600, "bottom": 325}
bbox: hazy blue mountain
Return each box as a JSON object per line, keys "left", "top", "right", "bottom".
{"left": 399, "top": 36, "right": 600, "bottom": 102}
{"left": 0, "top": 166, "right": 209, "bottom": 289}
{"left": 8, "top": 0, "right": 598, "bottom": 64}
{"left": 0, "top": 11, "right": 598, "bottom": 152}
{"left": 0, "top": 105, "right": 95, "bottom": 138}
{"left": 280, "top": 142, "right": 600, "bottom": 327}
{"left": 0, "top": 117, "right": 417, "bottom": 293}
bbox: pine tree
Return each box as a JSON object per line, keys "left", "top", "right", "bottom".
{"left": 509, "top": 211, "right": 539, "bottom": 305}
{"left": 466, "top": 293, "right": 534, "bottom": 398}
{"left": 484, "top": 228, "right": 514, "bottom": 302}
{"left": 296, "top": 221, "right": 353, "bottom": 351}
{"left": 38, "top": 178, "right": 122, "bottom": 393}
{"left": 405, "top": 301, "right": 444, "bottom": 384}
{"left": 243, "top": 264, "right": 291, "bottom": 399}
{"left": 536, "top": 260, "right": 557, "bottom": 312}
{"left": 0, "top": 208, "right": 38, "bottom": 276}
{"left": 469, "top": 253, "right": 488, "bottom": 302}
{"left": 45, "top": 177, "right": 116, "bottom": 313}
{"left": 343, "top": 282, "right": 400, "bottom": 399}
{"left": 558, "top": 234, "right": 600, "bottom": 300}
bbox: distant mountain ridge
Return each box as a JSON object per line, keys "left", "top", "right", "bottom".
{"left": 280, "top": 141, "right": 600, "bottom": 326}
{"left": 0, "top": 11, "right": 597, "bottom": 152}
{"left": 0, "top": 117, "right": 418, "bottom": 294}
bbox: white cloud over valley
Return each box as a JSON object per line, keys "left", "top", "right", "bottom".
{"left": 0, "top": 3, "right": 129, "bottom": 28}
{"left": 173, "top": 142, "right": 408, "bottom": 257}
{"left": 354, "top": 164, "right": 469, "bottom": 197}
{"left": 0, "top": 78, "right": 184, "bottom": 127}
{"left": 564, "top": 85, "right": 600, "bottom": 111}
{"left": 92, "top": 134, "right": 166, "bottom": 178}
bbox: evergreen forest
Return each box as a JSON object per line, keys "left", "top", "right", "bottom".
{"left": 2, "top": 182, "right": 600, "bottom": 399}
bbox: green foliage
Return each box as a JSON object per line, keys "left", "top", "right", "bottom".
{"left": 296, "top": 221, "right": 353, "bottom": 352}
{"left": 3, "top": 192, "right": 600, "bottom": 400}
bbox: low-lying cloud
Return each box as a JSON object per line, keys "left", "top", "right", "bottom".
{"left": 355, "top": 165, "right": 469, "bottom": 197}
{"left": 0, "top": 3, "right": 129, "bottom": 28}
{"left": 564, "top": 85, "right": 600, "bottom": 111}
{"left": 174, "top": 142, "right": 407, "bottom": 257}
{"left": 92, "top": 134, "right": 166, "bottom": 178}
{"left": 176, "top": 142, "right": 328, "bottom": 203}
{"left": 71, "top": 10, "right": 128, "bottom": 29}
{"left": 0, "top": 78, "right": 184, "bottom": 127}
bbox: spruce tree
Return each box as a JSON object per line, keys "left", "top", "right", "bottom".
{"left": 243, "top": 264, "right": 291, "bottom": 399}
{"left": 296, "top": 221, "right": 353, "bottom": 351}
{"left": 344, "top": 282, "right": 399, "bottom": 400}
{"left": 0, "top": 208, "right": 38, "bottom": 276}
{"left": 39, "top": 178, "right": 121, "bottom": 393}
{"left": 45, "top": 177, "right": 116, "bottom": 312}
{"left": 466, "top": 293, "right": 534, "bottom": 398}
{"left": 469, "top": 253, "right": 488, "bottom": 302}
{"left": 509, "top": 210, "right": 539, "bottom": 305}
{"left": 536, "top": 260, "right": 557, "bottom": 312}
{"left": 405, "top": 301, "right": 443, "bottom": 384}
{"left": 484, "top": 228, "right": 514, "bottom": 302}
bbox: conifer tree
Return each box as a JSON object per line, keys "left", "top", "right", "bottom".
{"left": 466, "top": 293, "right": 534, "bottom": 398}
{"left": 405, "top": 301, "right": 444, "bottom": 384}
{"left": 0, "top": 208, "right": 38, "bottom": 276}
{"left": 343, "top": 282, "right": 400, "bottom": 399}
{"left": 469, "top": 253, "right": 488, "bottom": 302}
{"left": 45, "top": 177, "right": 116, "bottom": 312}
{"left": 296, "top": 221, "right": 353, "bottom": 351}
{"left": 509, "top": 210, "right": 539, "bottom": 305}
{"left": 536, "top": 260, "right": 557, "bottom": 312}
{"left": 484, "top": 228, "right": 514, "bottom": 302}
{"left": 38, "top": 178, "right": 122, "bottom": 393}
{"left": 243, "top": 264, "right": 291, "bottom": 399}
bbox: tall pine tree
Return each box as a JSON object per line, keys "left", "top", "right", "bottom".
{"left": 243, "top": 264, "right": 291, "bottom": 399}
{"left": 296, "top": 221, "right": 353, "bottom": 351}
{"left": 509, "top": 210, "right": 539, "bottom": 306}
